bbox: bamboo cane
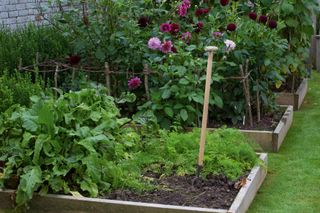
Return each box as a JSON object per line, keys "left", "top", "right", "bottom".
{"left": 197, "top": 46, "right": 218, "bottom": 176}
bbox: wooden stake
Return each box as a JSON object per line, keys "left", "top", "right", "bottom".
{"left": 240, "top": 62, "right": 253, "bottom": 127}
{"left": 54, "top": 65, "right": 59, "bottom": 97}
{"left": 197, "top": 46, "right": 218, "bottom": 173}
{"left": 36, "top": 52, "right": 39, "bottom": 66}
{"left": 72, "top": 67, "right": 76, "bottom": 89}
{"left": 143, "top": 64, "right": 150, "bottom": 100}
{"left": 256, "top": 81, "right": 261, "bottom": 123}
{"left": 104, "top": 62, "right": 111, "bottom": 95}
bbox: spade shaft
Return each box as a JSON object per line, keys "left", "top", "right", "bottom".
{"left": 197, "top": 46, "right": 218, "bottom": 176}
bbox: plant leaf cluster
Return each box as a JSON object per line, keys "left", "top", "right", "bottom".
{"left": 0, "top": 88, "right": 259, "bottom": 209}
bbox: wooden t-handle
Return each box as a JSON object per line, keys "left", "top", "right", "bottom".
{"left": 197, "top": 46, "right": 218, "bottom": 168}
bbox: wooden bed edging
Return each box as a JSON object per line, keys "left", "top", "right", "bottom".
{"left": 275, "top": 78, "right": 308, "bottom": 110}
{"left": 243, "top": 105, "right": 293, "bottom": 152}
{"left": 203, "top": 106, "right": 293, "bottom": 152}
{"left": 0, "top": 154, "right": 267, "bottom": 213}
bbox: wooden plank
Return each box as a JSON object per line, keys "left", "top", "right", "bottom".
{"left": 239, "top": 130, "right": 273, "bottom": 152}
{"left": 0, "top": 154, "right": 268, "bottom": 213}
{"left": 0, "top": 189, "right": 227, "bottom": 213}
{"left": 275, "top": 93, "right": 295, "bottom": 108}
{"left": 316, "top": 35, "right": 320, "bottom": 72}
{"left": 295, "top": 79, "right": 308, "bottom": 110}
{"left": 30, "top": 196, "right": 227, "bottom": 213}
{"left": 311, "top": 36, "right": 317, "bottom": 68}
{"left": 275, "top": 79, "right": 308, "bottom": 110}
{"left": 273, "top": 106, "right": 294, "bottom": 152}
{"left": 228, "top": 153, "right": 268, "bottom": 213}
{"left": 0, "top": 189, "right": 14, "bottom": 209}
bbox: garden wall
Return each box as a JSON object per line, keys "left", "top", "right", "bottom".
{"left": 0, "top": 0, "right": 51, "bottom": 28}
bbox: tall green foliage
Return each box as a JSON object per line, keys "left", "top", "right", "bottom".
{"left": 0, "top": 70, "right": 45, "bottom": 113}
{"left": 0, "top": 24, "right": 70, "bottom": 72}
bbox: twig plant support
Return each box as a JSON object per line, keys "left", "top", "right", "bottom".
{"left": 197, "top": 46, "right": 218, "bottom": 176}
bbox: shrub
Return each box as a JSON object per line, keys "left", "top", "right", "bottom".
{"left": 0, "top": 70, "right": 45, "bottom": 113}
{"left": 0, "top": 24, "right": 70, "bottom": 72}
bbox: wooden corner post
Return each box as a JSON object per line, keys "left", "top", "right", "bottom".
{"left": 197, "top": 46, "right": 218, "bottom": 175}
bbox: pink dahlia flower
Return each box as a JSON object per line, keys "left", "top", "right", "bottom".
{"left": 128, "top": 77, "right": 142, "bottom": 90}
{"left": 161, "top": 40, "right": 173, "bottom": 53}
{"left": 160, "top": 23, "right": 171, "bottom": 32}
{"left": 182, "top": 32, "right": 192, "bottom": 43}
{"left": 148, "top": 37, "right": 161, "bottom": 50}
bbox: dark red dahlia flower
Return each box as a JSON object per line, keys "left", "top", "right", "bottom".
{"left": 248, "top": 12, "right": 257, "bottom": 21}
{"left": 268, "top": 20, "right": 277, "bottom": 29}
{"left": 195, "top": 9, "right": 203, "bottom": 17}
{"left": 171, "top": 46, "right": 178, "bottom": 53}
{"left": 202, "top": 8, "right": 210, "bottom": 14}
{"left": 220, "top": 0, "right": 229, "bottom": 6}
{"left": 138, "top": 16, "right": 150, "bottom": 28}
{"left": 68, "top": 55, "right": 81, "bottom": 65}
{"left": 227, "top": 23, "right": 237, "bottom": 31}
{"left": 160, "top": 23, "right": 171, "bottom": 33}
{"left": 170, "top": 23, "right": 180, "bottom": 35}
{"left": 258, "top": 15, "right": 268, "bottom": 24}
{"left": 197, "top": 21, "right": 204, "bottom": 29}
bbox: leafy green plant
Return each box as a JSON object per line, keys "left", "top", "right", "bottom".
{"left": 0, "top": 70, "right": 45, "bottom": 113}
{"left": 0, "top": 88, "right": 143, "bottom": 209}
{"left": 277, "top": 0, "right": 319, "bottom": 81}
{"left": 0, "top": 24, "right": 70, "bottom": 72}
{"left": 127, "top": 128, "right": 259, "bottom": 181}
{"left": 0, "top": 87, "right": 259, "bottom": 209}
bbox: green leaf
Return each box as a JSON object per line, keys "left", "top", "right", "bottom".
{"left": 95, "top": 48, "right": 106, "bottom": 62}
{"left": 164, "top": 107, "right": 174, "bottom": 118}
{"left": 80, "top": 178, "right": 98, "bottom": 197}
{"left": 186, "top": 45, "right": 196, "bottom": 51}
{"left": 89, "top": 111, "right": 102, "bottom": 122}
{"left": 214, "top": 96, "right": 223, "bottom": 108}
{"left": 285, "top": 18, "right": 299, "bottom": 27}
{"left": 192, "top": 95, "right": 203, "bottom": 104}
{"left": 33, "top": 134, "right": 49, "bottom": 164}
{"left": 179, "top": 78, "right": 189, "bottom": 85}
{"left": 281, "top": 2, "right": 294, "bottom": 14}
{"left": 78, "top": 139, "right": 97, "bottom": 154}
{"left": 162, "top": 90, "right": 171, "bottom": 99}
{"left": 116, "top": 92, "right": 136, "bottom": 104}
{"left": 16, "top": 166, "right": 42, "bottom": 206}
{"left": 180, "top": 109, "right": 188, "bottom": 121}
{"left": 22, "top": 114, "right": 38, "bottom": 132}
{"left": 38, "top": 104, "right": 54, "bottom": 130}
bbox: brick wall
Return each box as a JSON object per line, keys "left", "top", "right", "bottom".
{"left": 0, "top": 0, "right": 50, "bottom": 29}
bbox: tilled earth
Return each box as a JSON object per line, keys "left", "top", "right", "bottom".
{"left": 106, "top": 174, "right": 243, "bottom": 209}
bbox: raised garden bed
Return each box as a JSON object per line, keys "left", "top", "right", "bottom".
{"left": 189, "top": 106, "right": 293, "bottom": 152}
{"left": 275, "top": 78, "right": 308, "bottom": 110}
{"left": 0, "top": 153, "right": 267, "bottom": 213}
{"left": 240, "top": 106, "right": 293, "bottom": 152}
{"left": 238, "top": 106, "right": 293, "bottom": 152}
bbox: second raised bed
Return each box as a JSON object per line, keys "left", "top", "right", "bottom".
{"left": 275, "top": 78, "right": 308, "bottom": 110}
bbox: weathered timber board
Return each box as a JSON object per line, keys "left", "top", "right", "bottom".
{"left": 276, "top": 79, "right": 308, "bottom": 110}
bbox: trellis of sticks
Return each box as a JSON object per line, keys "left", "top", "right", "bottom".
{"left": 18, "top": 56, "right": 154, "bottom": 100}
{"left": 19, "top": 55, "right": 257, "bottom": 126}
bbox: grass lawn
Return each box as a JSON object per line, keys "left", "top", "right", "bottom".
{"left": 248, "top": 72, "right": 320, "bottom": 213}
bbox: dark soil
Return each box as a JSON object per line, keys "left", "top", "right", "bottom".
{"left": 0, "top": 160, "right": 4, "bottom": 168}
{"left": 208, "top": 108, "right": 285, "bottom": 131}
{"left": 106, "top": 174, "right": 245, "bottom": 209}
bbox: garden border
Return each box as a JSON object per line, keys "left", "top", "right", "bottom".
{"left": 197, "top": 106, "right": 293, "bottom": 152}
{"left": 275, "top": 78, "right": 308, "bottom": 110}
{"left": 0, "top": 154, "right": 267, "bottom": 213}
{"left": 240, "top": 106, "right": 293, "bottom": 152}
